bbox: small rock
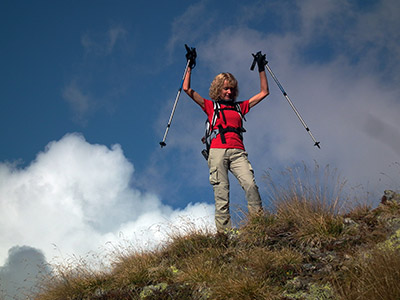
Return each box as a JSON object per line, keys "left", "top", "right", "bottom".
{"left": 140, "top": 282, "right": 168, "bottom": 299}
{"left": 381, "top": 190, "right": 400, "bottom": 205}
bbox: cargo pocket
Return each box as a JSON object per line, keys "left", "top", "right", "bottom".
{"left": 248, "top": 162, "right": 254, "bottom": 175}
{"left": 242, "top": 151, "right": 254, "bottom": 175}
{"left": 209, "top": 166, "right": 219, "bottom": 185}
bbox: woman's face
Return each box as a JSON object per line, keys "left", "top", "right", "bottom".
{"left": 219, "top": 80, "right": 236, "bottom": 101}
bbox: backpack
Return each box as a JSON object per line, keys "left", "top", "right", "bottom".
{"left": 201, "top": 100, "right": 246, "bottom": 160}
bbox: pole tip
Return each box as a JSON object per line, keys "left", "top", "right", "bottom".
{"left": 160, "top": 141, "right": 167, "bottom": 148}
{"left": 314, "top": 142, "right": 321, "bottom": 149}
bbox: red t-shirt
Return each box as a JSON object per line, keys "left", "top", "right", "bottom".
{"left": 202, "top": 99, "right": 250, "bottom": 150}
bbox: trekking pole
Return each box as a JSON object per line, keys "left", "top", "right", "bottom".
{"left": 251, "top": 52, "right": 320, "bottom": 149}
{"left": 159, "top": 60, "right": 190, "bottom": 148}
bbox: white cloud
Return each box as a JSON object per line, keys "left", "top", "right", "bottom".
{"left": 106, "top": 26, "right": 127, "bottom": 54}
{"left": 167, "top": 1, "right": 210, "bottom": 54}
{"left": 81, "top": 25, "right": 127, "bottom": 56}
{"left": 0, "top": 133, "right": 214, "bottom": 267}
{"left": 64, "top": 25, "right": 130, "bottom": 124}
{"left": 62, "top": 80, "right": 92, "bottom": 124}
{"left": 160, "top": 0, "right": 400, "bottom": 204}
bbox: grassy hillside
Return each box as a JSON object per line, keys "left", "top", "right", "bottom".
{"left": 34, "top": 171, "right": 400, "bottom": 300}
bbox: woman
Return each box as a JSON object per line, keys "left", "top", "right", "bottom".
{"left": 183, "top": 48, "right": 269, "bottom": 233}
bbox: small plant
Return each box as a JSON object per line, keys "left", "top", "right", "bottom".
{"left": 111, "top": 250, "right": 160, "bottom": 287}
{"left": 336, "top": 246, "right": 400, "bottom": 300}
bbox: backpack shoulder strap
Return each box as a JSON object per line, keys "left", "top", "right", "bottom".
{"left": 211, "top": 101, "right": 220, "bottom": 128}
{"left": 210, "top": 101, "right": 245, "bottom": 130}
{"left": 235, "top": 102, "right": 246, "bottom": 122}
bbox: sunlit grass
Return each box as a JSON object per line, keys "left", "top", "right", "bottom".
{"left": 34, "top": 163, "right": 400, "bottom": 300}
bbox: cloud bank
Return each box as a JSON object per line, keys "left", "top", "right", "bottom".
{"left": 161, "top": 0, "right": 400, "bottom": 201}
{"left": 0, "top": 246, "right": 51, "bottom": 300}
{"left": 0, "top": 133, "right": 214, "bottom": 268}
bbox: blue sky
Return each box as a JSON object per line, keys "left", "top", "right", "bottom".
{"left": 1, "top": 0, "right": 400, "bottom": 297}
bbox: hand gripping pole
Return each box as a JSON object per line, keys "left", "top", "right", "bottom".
{"left": 160, "top": 60, "right": 190, "bottom": 148}
{"left": 251, "top": 53, "right": 320, "bottom": 149}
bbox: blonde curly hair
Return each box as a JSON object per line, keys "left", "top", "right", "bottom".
{"left": 209, "top": 73, "right": 239, "bottom": 101}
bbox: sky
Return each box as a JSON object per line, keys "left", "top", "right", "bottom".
{"left": 1, "top": 0, "right": 400, "bottom": 298}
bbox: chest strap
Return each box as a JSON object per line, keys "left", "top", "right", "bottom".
{"left": 213, "top": 125, "right": 246, "bottom": 144}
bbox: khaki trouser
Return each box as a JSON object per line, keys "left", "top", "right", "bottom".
{"left": 208, "top": 148, "right": 262, "bottom": 233}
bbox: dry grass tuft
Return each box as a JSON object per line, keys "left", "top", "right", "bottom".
{"left": 36, "top": 258, "right": 111, "bottom": 300}
{"left": 336, "top": 247, "right": 400, "bottom": 300}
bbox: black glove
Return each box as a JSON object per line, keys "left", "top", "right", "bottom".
{"left": 185, "top": 44, "right": 197, "bottom": 69}
{"left": 250, "top": 51, "right": 267, "bottom": 72}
